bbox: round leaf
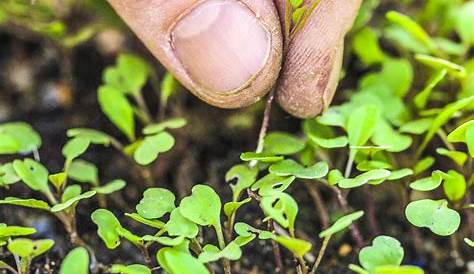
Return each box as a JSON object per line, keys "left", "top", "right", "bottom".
{"left": 136, "top": 188, "right": 175, "bottom": 219}
{"left": 405, "top": 199, "right": 460, "bottom": 236}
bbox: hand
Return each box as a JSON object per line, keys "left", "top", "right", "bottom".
{"left": 107, "top": 0, "right": 362, "bottom": 118}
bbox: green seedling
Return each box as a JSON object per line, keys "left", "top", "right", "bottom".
{"left": 8, "top": 238, "right": 54, "bottom": 274}
{"left": 405, "top": 199, "right": 460, "bottom": 236}
{"left": 59, "top": 247, "right": 89, "bottom": 274}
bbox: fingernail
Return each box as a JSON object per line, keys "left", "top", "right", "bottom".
{"left": 171, "top": 0, "right": 270, "bottom": 93}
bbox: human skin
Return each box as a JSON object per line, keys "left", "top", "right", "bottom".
{"left": 107, "top": 0, "right": 362, "bottom": 118}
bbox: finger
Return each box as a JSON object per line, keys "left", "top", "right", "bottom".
{"left": 107, "top": 0, "right": 283, "bottom": 108}
{"left": 275, "top": 0, "right": 362, "bottom": 118}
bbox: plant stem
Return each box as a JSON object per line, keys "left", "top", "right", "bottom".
{"left": 215, "top": 224, "right": 231, "bottom": 274}
{"left": 332, "top": 187, "right": 364, "bottom": 248}
{"left": 304, "top": 181, "right": 329, "bottom": 229}
{"left": 268, "top": 221, "right": 284, "bottom": 274}
{"left": 134, "top": 92, "right": 153, "bottom": 124}
{"left": 310, "top": 235, "right": 331, "bottom": 274}
{"left": 2, "top": 263, "right": 18, "bottom": 274}
{"left": 344, "top": 150, "right": 356, "bottom": 178}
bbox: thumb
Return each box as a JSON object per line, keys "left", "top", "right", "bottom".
{"left": 107, "top": 0, "right": 283, "bottom": 108}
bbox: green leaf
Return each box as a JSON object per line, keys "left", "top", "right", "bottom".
{"left": 371, "top": 120, "right": 411, "bottom": 152}
{"left": 405, "top": 199, "right": 460, "bottom": 236}
{"left": 66, "top": 128, "right": 111, "bottom": 145}
{"left": 409, "top": 171, "right": 443, "bottom": 191}
{"left": 356, "top": 161, "right": 392, "bottom": 172}
{"left": 0, "top": 163, "right": 20, "bottom": 186}
{"left": 399, "top": 118, "right": 433, "bottom": 135}
{"left": 359, "top": 236, "right": 404, "bottom": 272}
{"left": 289, "top": 0, "right": 303, "bottom": 8}
{"left": 456, "top": 2, "right": 474, "bottom": 45}
{"left": 62, "top": 185, "right": 82, "bottom": 203}
{"left": 98, "top": 85, "right": 135, "bottom": 141}
{"left": 347, "top": 105, "right": 380, "bottom": 147}
{"left": 59, "top": 247, "right": 89, "bottom": 274}
{"left": 303, "top": 118, "right": 348, "bottom": 148}
{"left": 13, "top": 159, "right": 50, "bottom": 194}
{"left": 136, "top": 188, "right": 175, "bottom": 219}
{"left": 198, "top": 242, "right": 242, "bottom": 263}
{"left": 165, "top": 209, "right": 199, "bottom": 238}
{"left": 338, "top": 169, "right": 391, "bottom": 188}
{"left": 157, "top": 246, "right": 209, "bottom": 274}
{"left": 91, "top": 209, "right": 122, "bottom": 249}
{"left": 269, "top": 159, "right": 328, "bottom": 179}
{"left": 385, "top": 11, "right": 436, "bottom": 52}
{"left": 319, "top": 211, "right": 364, "bottom": 238}
{"left": 142, "top": 235, "right": 184, "bottom": 246}
{"left": 8, "top": 238, "right": 54, "bottom": 258}
{"left": 264, "top": 132, "right": 305, "bottom": 155}
{"left": 179, "top": 185, "right": 221, "bottom": 227}
{"left": 414, "top": 69, "right": 447, "bottom": 109}
{"left": 387, "top": 169, "right": 413, "bottom": 181}
{"left": 51, "top": 190, "right": 96, "bottom": 212}
{"left": 447, "top": 120, "right": 474, "bottom": 143}
{"left": 374, "top": 265, "right": 424, "bottom": 274}
{"left": 0, "top": 197, "right": 50, "bottom": 210}
{"left": 225, "top": 164, "right": 258, "bottom": 201}
{"left": 239, "top": 152, "right": 284, "bottom": 163}
{"left": 251, "top": 174, "right": 295, "bottom": 197}
{"left": 353, "top": 27, "right": 385, "bottom": 65}
{"left": 292, "top": 6, "right": 306, "bottom": 25}
{"left": 110, "top": 264, "right": 151, "bottom": 274}
{"left": 419, "top": 96, "right": 474, "bottom": 153}
{"left": 49, "top": 172, "right": 67, "bottom": 191}
{"left": 413, "top": 157, "right": 434, "bottom": 175}
{"left": 133, "top": 132, "right": 175, "bottom": 166}
{"left": 436, "top": 148, "right": 467, "bottom": 166}
{"left": 62, "top": 137, "right": 90, "bottom": 163}
{"left": 275, "top": 236, "right": 312, "bottom": 257}
{"left": 328, "top": 169, "right": 344, "bottom": 185}
{"left": 464, "top": 238, "right": 474, "bottom": 248}
{"left": 93, "top": 179, "right": 126, "bottom": 194}
{"left": 143, "top": 118, "right": 187, "bottom": 135}
{"left": 160, "top": 72, "right": 180, "bottom": 108}
{"left": 223, "top": 198, "right": 252, "bottom": 219}
{"left": 0, "top": 225, "right": 36, "bottom": 237}
{"left": 68, "top": 160, "right": 99, "bottom": 186}
{"left": 415, "top": 54, "right": 465, "bottom": 78}
{"left": 125, "top": 213, "right": 165, "bottom": 229}
{"left": 0, "top": 122, "right": 41, "bottom": 154}
{"left": 442, "top": 170, "right": 466, "bottom": 202}
{"left": 317, "top": 109, "right": 346, "bottom": 128}
{"left": 261, "top": 192, "right": 298, "bottom": 231}
{"left": 466, "top": 125, "right": 474, "bottom": 157}
{"left": 116, "top": 54, "right": 148, "bottom": 94}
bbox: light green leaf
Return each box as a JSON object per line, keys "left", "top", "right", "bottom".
{"left": 160, "top": 72, "right": 180, "bottom": 108}
{"left": 374, "top": 265, "right": 424, "bottom": 274}
{"left": 68, "top": 160, "right": 98, "bottom": 186}
{"left": 442, "top": 170, "right": 466, "bottom": 202}
{"left": 0, "top": 197, "right": 50, "bottom": 210}
{"left": 91, "top": 209, "right": 122, "bottom": 249}
{"left": 223, "top": 198, "right": 252, "bottom": 219}
{"left": 356, "top": 161, "right": 392, "bottom": 172}
{"left": 133, "top": 132, "right": 175, "bottom": 166}
{"left": 98, "top": 86, "right": 135, "bottom": 141}
{"left": 359, "top": 236, "right": 404, "bottom": 272}
{"left": 136, "top": 188, "right": 175, "bottom": 219}
{"left": 165, "top": 209, "right": 199, "bottom": 238}
{"left": 8, "top": 238, "right": 54, "bottom": 258}
{"left": 93, "top": 179, "right": 126, "bottom": 194}
{"left": 447, "top": 120, "right": 474, "bottom": 143}
{"left": 466, "top": 125, "right": 474, "bottom": 157}
{"left": 142, "top": 235, "right": 184, "bottom": 246}
{"left": 66, "top": 128, "right": 111, "bottom": 145}
{"left": 353, "top": 27, "right": 385, "bottom": 65}
{"left": 409, "top": 171, "right": 443, "bottom": 191}
{"left": 275, "top": 236, "right": 312, "bottom": 258}
{"left": 157, "top": 247, "right": 209, "bottom": 274}
{"left": 317, "top": 109, "right": 346, "bottom": 128}
{"left": 414, "top": 69, "right": 447, "bottom": 109}
{"left": 225, "top": 164, "right": 258, "bottom": 201}
{"left": 413, "top": 157, "right": 434, "bottom": 175}
{"left": 387, "top": 169, "right": 413, "bottom": 181}
{"left": 456, "top": 2, "right": 474, "bottom": 45}
{"left": 251, "top": 174, "right": 295, "bottom": 197}
{"left": 347, "top": 105, "right": 380, "bottom": 147}
{"left": 0, "top": 163, "right": 20, "bottom": 186}
{"left": 198, "top": 242, "right": 242, "bottom": 263}
{"left": 62, "top": 137, "right": 90, "bottom": 162}
{"left": 415, "top": 54, "right": 465, "bottom": 78}
{"left": 13, "top": 159, "right": 50, "bottom": 194}
{"left": 143, "top": 118, "right": 187, "bottom": 135}
{"left": 261, "top": 192, "right": 298, "bottom": 231}
{"left": 51, "top": 191, "right": 96, "bottom": 212}
{"left": 319, "top": 211, "right": 364, "bottom": 238}
{"left": 125, "top": 213, "right": 165, "bottom": 229}
{"left": 269, "top": 159, "right": 328, "bottom": 179}
{"left": 240, "top": 152, "right": 284, "bottom": 163}
{"left": 338, "top": 169, "right": 391, "bottom": 188}
{"left": 116, "top": 54, "right": 148, "bottom": 94}
{"left": 328, "top": 169, "right": 344, "bottom": 185}
{"left": 385, "top": 11, "right": 436, "bottom": 51}
{"left": 0, "top": 225, "right": 36, "bottom": 237}
{"left": 110, "top": 264, "right": 151, "bottom": 274}
{"left": 436, "top": 148, "right": 467, "bottom": 166}
{"left": 0, "top": 122, "right": 41, "bottom": 154}
{"left": 49, "top": 172, "right": 67, "bottom": 191}
{"left": 59, "top": 247, "right": 89, "bottom": 274}
{"left": 464, "top": 238, "right": 474, "bottom": 248}
{"left": 419, "top": 96, "right": 474, "bottom": 153}
{"left": 372, "top": 120, "right": 411, "bottom": 152}
{"left": 399, "top": 118, "right": 433, "bottom": 135}
{"left": 405, "top": 199, "right": 460, "bottom": 236}
{"left": 263, "top": 132, "right": 305, "bottom": 155}
{"left": 179, "top": 185, "right": 221, "bottom": 227}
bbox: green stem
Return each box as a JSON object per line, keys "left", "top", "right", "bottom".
{"left": 214, "top": 224, "right": 231, "bottom": 274}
